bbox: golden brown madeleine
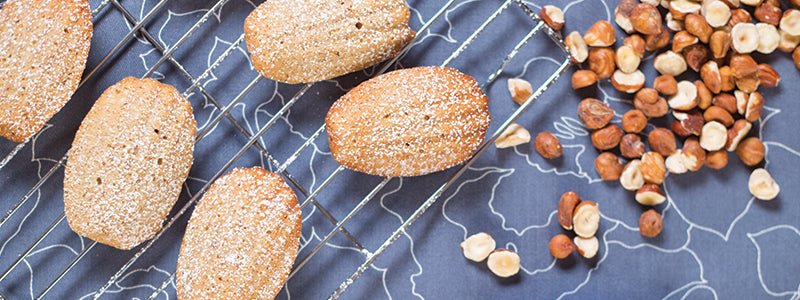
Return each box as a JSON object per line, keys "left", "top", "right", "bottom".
{"left": 63, "top": 77, "right": 196, "bottom": 250}
{"left": 0, "top": 0, "right": 92, "bottom": 142}
{"left": 244, "top": 0, "right": 415, "bottom": 84}
{"left": 176, "top": 167, "right": 302, "bottom": 300}
{"left": 326, "top": 66, "right": 491, "bottom": 177}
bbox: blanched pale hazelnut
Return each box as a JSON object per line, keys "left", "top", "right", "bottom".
{"left": 735, "top": 90, "right": 750, "bottom": 115}
{"left": 736, "top": 137, "right": 765, "bottom": 166}
{"left": 725, "top": 120, "right": 753, "bottom": 151}
{"left": 620, "top": 159, "right": 645, "bottom": 191}
{"left": 461, "top": 232, "right": 496, "bottom": 262}
{"left": 507, "top": 78, "right": 533, "bottom": 104}
{"left": 665, "top": 150, "right": 689, "bottom": 174}
{"left": 670, "top": 0, "right": 701, "bottom": 21}
{"left": 700, "top": 121, "right": 728, "bottom": 151}
{"left": 549, "top": 234, "right": 575, "bottom": 259}
{"left": 573, "top": 201, "right": 600, "bottom": 238}
{"left": 611, "top": 70, "right": 646, "bottom": 93}
{"left": 616, "top": 45, "right": 641, "bottom": 74}
{"left": 778, "top": 29, "right": 800, "bottom": 52}
{"left": 666, "top": 12, "right": 686, "bottom": 32}
{"left": 703, "top": 0, "right": 732, "bottom": 28}
{"left": 748, "top": 168, "right": 780, "bottom": 200}
{"left": 573, "top": 236, "right": 599, "bottom": 259}
{"left": 756, "top": 23, "right": 780, "bottom": 54}
{"left": 636, "top": 184, "right": 667, "bottom": 205}
{"left": 639, "top": 210, "right": 663, "bottom": 237}
{"left": 486, "top": 249, "right": 520, "bottom": 278}
{"left": 731, "top": 23, "right": 760, "bottom": 53}
{"left": 668, "top": 80, "right": 699, "bottom": 110}
{"left": 566, "top": 31, "right": 589, "bottom": 63}
{"left": 495, "top": 123, "right": 531, "bottom": 149}
{"left": 558, "top": 191, "right": 581, "bottom": 230}
{"left": 654, "top": 51, "right": 688, "bottom": 76}
{"left": 780, "top": 9, "right": 800, "bottom": 36}
{"left": 539, "top": 5, "right": 565, "bottom": 31}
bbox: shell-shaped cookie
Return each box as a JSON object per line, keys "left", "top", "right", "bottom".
{"left": 63, "top": 77, "right": 196, "bottom": 250}
{"left": 0, "top": 0, "right": 92, "bottom": 143}
{"left": 326, "top": 66, "right": 492, "bottom": 177}
{"left": 244, "top": 0, "right": 415, "bottom": 84}
{"left": 176, "top": 167, "right": 302, "bottom": 300}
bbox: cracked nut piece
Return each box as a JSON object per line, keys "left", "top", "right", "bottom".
{"left": 729, "top": 8, "right": 752, "bottom": 27}
{"left": 572, "top": 70, "right": 598, "bottom": 89}
{"left": 735, "top": 73, "right": 760, "bottom": 94}
{"left": 748, "top": 168, "right": 780, "bottom": 200}
{"left": 578, "top": 98, "right": 615, "bottom": 129}
{"left": 495, "top": 123, "right": 531, "bottom": 148}
{"left": 755, "top": 2, "right": 782, "bottom": 26}
{"left": 654, "top": 75, "right": 678, "bottom": 95}
{"left": 486, "top": 249, "right": 520, "bottom": 278}
{"left": 616, "top": 45, "right": 641, "bottom": 74}
{"left": 573, "top": 201, "right": 600, "bottom": 238}
{"left": 549, "top": 234, "right": 575, "bottom": 259}
{"left": 592, "top": 124, "right": 624, "bottom": 150}
{"left": 507, "top": 78, "right": 533, "bottom": 104}
{"left": 566, "top": 31, "right": 589, "bottom": 63}
{"left": 636, "top": 184, "right": 667, "bottom": 205}
{"left": 620, "top": 159, "right": 645, "bottom": 191}
{"left": 779, "top": 29, "right": 800, "bottom": 52}
{"left": 713, "top": 93, "right": 738, "bottom": 114}
{"left": 558, "top": 191, "right": 581, "bottom": 230}
{"left": 682, "top": 137, "right": 706, "bottom": 171}
{"left": 611, "top": 70, "right": 646, "bottom": 93}
{"left": 673, "top": 30, "right": 699, "bottom": 53}
{"left": 701, "top": 61, "right": 722, "bottom": 94}
{"left": 595, "top": 152, "right": 624, "bottom": 180}
{"left": 616, "top": 0, "right": 639, "bottom": 33}
{"left": 704, "top": 106, "right": 734, "bottom": 127}
{"left": 731, "top": 23, "right": 760, "bottom": 53}
{"left": 461, "top": 232, "right": 496, "bottom": 262}
{"left": 573, "top": 236, "right": 599, "bottom": 259}
{"left": 654, "top": 51, "right": 688, "bottom": 76}
{"left": 649, "top": 128, "right": 677, "bottom": 157}
{"left": 621, "top": 134, "right": 647, "bottom": 158}
{"left": 622, "top": 109, "right": 647, "bottom": 133}
{"left": 686, "top": 13, "right": 713, "bottom": 43}
{"left": 756, "top": 23, "right": 780, "bottom": 54}
{"left": 666, "top": 12, "right": 686, "bottom": 32}
{"left": 736, "top": 137, "right": 765, "bottom": 166}
{"left": 645, "top": 28, "right": 671, "bottom": 51}
{"left": 757, "top": 63, "right": 780, "bottom": 88}
{"left": 668, "top": 80, "right": 699, "bottom": 111}
{"left": 584, "top": 20, "right": 616, "bottom": 46}
{"left": 746, "top": 91, "right": 764, "bottom": 122}
{"left": 704, "top": 0, "right": 732, "bottom": 27}
{"left": 631, "top": 3, "right": 663, "bottom": 35}
{"left": 634, "top": 88, "right": 669, "bottom": 117}
{"left": 666, "top": 150, "right": 689, "bottom": 174}
{"left": 624, "top": 35, "right": 647, "bottom": 57}
{"left": 639, "top": 210, "right": 663, "bottom": 237}
{"left": 780, "top": 9, "right": 800, "bottom": 36}
{"left": 671, "top": 112, "right": 704, "bottom": 137}
{"left": 588, "top": 47, "right": 616, "bottom": 79}
{"left": 705, "top": 149, "right": 728, "bottom": 169}
{"left": 725, "top": 119, "right": 753, "bottom": 151}
{"left": 709, "top": 31, "right": 731, "bottom": 59}
{"left": 540, "top": 5, "right": 565, "bottom": 31}
{"left": 735, "top": 90, "right": 749, "bottom": 115}
{"left": 730, "top": 54, "right": 759, "bottom": 78}
{"left": 700, "top": 121, "right": 727, "bottom": 151}
{"left": 720, "top": 66, "right": 736, "bottom": 92}
{"left": 534, "top": 131, "right": 563, "bottom": 159}
{"left": 670, "top": 0, "right": 701, "bottom": 21}
{"left": 640, "top": 152, "right": 666, "bottom": 184}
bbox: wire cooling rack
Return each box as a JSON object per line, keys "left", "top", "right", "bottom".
{"left": 0, "top": 0, "right": 571, "bottom": 298}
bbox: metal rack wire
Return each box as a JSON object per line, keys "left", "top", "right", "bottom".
{"left": 0, "top": 0, "right": 572, "bottom": 298}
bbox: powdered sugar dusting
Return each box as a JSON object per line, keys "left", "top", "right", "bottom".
{"left": 243, "top": 0, "right": 415, "bottom": 84}
{"left": 63, "top": 77, "right": 197, "bottom": 250}
{"left": 176, "top": 167, "right": 302, "bottom": 299}
{"left": 326, "top": 66, "right": 491, "bottom": 177}
{"left": 0, "top": 0, "right": 92, "bottom": 143}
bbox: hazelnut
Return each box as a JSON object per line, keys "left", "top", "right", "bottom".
{"left": 735, "top": 90, "right": 750, "bottom": 115}
{"left": 624, "top": 35, "right": 647, "bottom": 58}
{"left": 616, "top": 0, "right": 639, "bottom": 34}
{"left": 755, "top": 2, "right": 782, "bottom": 26}
{"left": 654, "top": 51, "right": 688, "bottom": 77}
{"left": 745, "top": 91, "right": 764, "bottom": 122}
{"left": 741, "top": 0, "right": 765, "bottom": 6}
{"left": 794, "top": 47, "right": 800, "bottom": 70}
{"left": 578, "top": 98, "right": 615, "bottom": 129}
{"left": 748, "top": 168, "right": 780, "bottom": 200}
{"left": 670, "top": 0, "right": 701, "bottom": 21}
{"left": 584, "top": 20, "right": 616, "bottom": 46}
{"left": 736, "top": 137, "right": 765, "bottom": 166}
{"left": 654, "top": 75, "right": 678, "bottom": 95}
{"left": 645, "top": 27, "right": 671, "bottom": 51}
{"left": 572, "top": 70, "right": 599, "bottom": 89}
{"left": 705, "top": 149, "right": 729, "bottom": 169}
{"left": 756, "top": 63, "right": 780, "bottom": 88}
{"left": 634, "top": 89, "right": 670, "bottom": 117}
{"left": 666, "top": 12, "right": 686, "bottom": 32}
{"left": 682, "top": 44, "right": 711, "bottom": 72}
{"left": 636, "top": 184, "right": 667, "bottom": 205}
{"left": 735, "top": 73, "right": 760, "bottom": 93}
{"left": 640, "top": 152, "right": 666, "bottom": 184}
{"left": 719, "top": 66, "right": 736, "bottom": 92}
{"left": 756, "top": 23, "right": 780, "bottom": 54}
{"left": 725, "top": 119, "right": 753, "bottom": 151}
{"left": 731, "top": 23, "right": 760, "bottom": 53}
{"left": 672, "top": 30, "right": 699, "bottom": 52}
{"left": 495, "top": 123, "right": 532, "bottom": 148}
{"left": 703, "top": 0, "right": 732, "bottom": 28}
{"left": 611, "top": 70, "right": 646, "bottom": 93}
{"left": 566, "top": 31, "right": 589, "bottom": 63}
{"left": 534, "top": 131, "right": 563, "bottom": 159}
{"left": 695, "top": 80, "right": 713, "bottom": 111}
{"left": 620, "top": 159, "right": 645, "bottom": 191}
{"left": 780, "top": 9, "right": 800, "bottom": 36}
{"left": 631, "top": 3, "right": 664, "bottom": 35}
{"left": 539, "top": 5, "right": 565, "bottom": 31}
{"left": 682, "top": 137, "right": 707, "bottom": 171}
{"left": 671, "top": 110, "right": 704, "bottom": 136}
{"left": 730, "top": 54, "right": 759, "bottom": 78}
{"left": 703, "top": 106, "right": 735, "bottom": 127}
{"left": 507, "top": 78, "right": 533, "bottom": 104}
{"left": 648, "top": 128, "right": 677, "bottom": 156}
{"left": 573, "top": 201, "right": 600, "bottom": 238}
{"left": 558, "top": 191, "right": 581, "bottom": 230}
{"left": 665, "top": 150, "right": 689, "bottom": 174}
{"left": 700, "top": 121, "right": 728, "bottom": 151}
{"left": 668, "top": 80, "right": 699, "bottom": 111}
{"left": 620, "top": 134, "right": 647, "bottom": 158}
{"left": 486, "top": 249, "right": 520, "bottom": 278}
{"left": 595, "top": 152, "right": 624, "bottom": 180}
{"left": 588, "top": 47, "right": 616, "bottom": 79}
{"left": 709, "top": 31, "right": 731, "bottom": 59}
{"left": 778, "top": 29, "right": 800, "bottom": 52}
{"left": 461, "top": 232, "right": 496, "bottom": 262}
{"left": 592, "top": 125, "right": 624, "bottom": 150}
{"left": 712, "top": 93, "right": 738, "bottom": 114}
{"left": 729, "top": 9, "right": 752, "bottom": 28}
{"left": 700, "top": 61, "right": 722, "bottom": 94}
{"left": 639, "top": 210, "right": 663, "bottom": 237}
{"left": 686, "top": 13, "right": 713, "bottom": 43}
{"left": 549, "top": 234, "right": 575, "bottom": 259}
{"left": 616, "top": 45, "right": 641, "bottom": 74}
{"left": 573, "top": 236, "right": 599, "bottom": 259}
{"left": 622, "top": 109, "right": 648, "bottom": 133}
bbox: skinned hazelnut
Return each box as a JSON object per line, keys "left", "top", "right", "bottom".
{"left": 508, "top": 78, "right": 533, "bottom": 104}
{"left": 682, "top": 137, "right": 707, "bottom": 171}
{"left": 731, "top": 23, "right": 760, "bottom": 53}
{"left": 584, "top": 20, "right": 616, "bottom": 46}
{"left": 624, "top": 35, "right": 647, "bottom": 57}
{"left": 622, "top": 109, "right": 648, "bottom": 133}
{"left": 595, "top": 152, "right": 625, "bottom": 180}
{"left": 666, "top": 12, "right": 686, "bottom": 32}
{"left": 725, "top": 119, "right": 752, "bottom": 151}
{"left": 756, "top": 63, "right": 780, "bottom": 88}
{"left": 639, "top": 210, "right": 663, "bottom": 237}
{"left": 461, "top": 232, "right": 497, "bottom": 262}
{"left": 736, "top": 137, "right": 765, "bottom": 166}
{"left": 486, "top": 249, "right": 520, "bottom": 278}
{"left": 709, "top": 31, "right": 731, "bottom": 59}
{"left": 588, "top": 47, "right": 616, "bottom": 79}
{"left": 703, "top": 0, "right": 732, "bottom": 27}
{"left": 566, "top": 31, "right": 589, "bottom": 63}
{"left": 756, "top": 23, "right": 780, "bottom": 54}
{"left": 668, "top": 80, "right": 699, "bottom": 110}
{"left": 719, "top": 66, "right": 735, "bottom": 92}
{"left": 558, "top": 191, "right": 581, "bottom": 230}
{"left": 780, "top": 9, "right": 800, "bottom": 36}
{"left": 705, "top": 149, "right": 729, "bottom": 169}
{"left": 636, "top": 184, "right": 667, "bottom": 205}
{"left": 572, "top": 70, "right": 599, "bottom": 89}
{"left": 686, "top": 13, "right": 713, "bottom": 43}
{"left": 665, "top": 150, "right": 689, "bottom": 174}
{"left": 700, "top": 121, "right": 728, "bottom": 151}
{"left": 749, "top": 168, "right": 780, "bottom": 200}
{"left": 653, "top": 75, "right": 678, "bottom": 95}
{"left": 700, "top": 61, "right": 722, "bottom": 94}
{"left": 704, "top": 106, "right": 735, "bottom": 127}
{"left": 620, "top": 134, "right": 647, "bottom": 158}
{"left": 712, "top": 93, "right": 738, "bottom": 114}
{"left": 640, "top": 152, "right": 666, "bottom": 184}
{"left": 671, "top": 110, "right": 704, "bottom": 136}
{"left": 496, "top": 123, "right": 532, "bottom": 149}
{"left": 778, "top": 29, "right": 800, "bottom": 52}
{"left": 745, "top": 91, "right": 765, "bottom": 122}
{"left": 672, "top": 30, "right": 699, "bottom": 52}
{"left": 540, "top": 5, "right": 565, "bottom": 31}
{"left": 616, "top": 45, "right": 641, "bottom": 74}
{"left": 534, "top": 131, "right": 563, "bottom": 159}
{"left": 611, "top": 70, "right": 646, "bottom": 93}
{"left": 573, "top": 236, "right": 599, "bottom": 259}
{"left": 654, "top": 51, "right": 688, "bottom": 76}
{"left": 670, "top": 0, "right": 701, "bottom": 20}
{"left": 648, "top": 128, "right": 678, "bottom": 156}
{"left": 741, "top": 0, "right": 765, "bottom": 7}
{"left": 573, "top": 201, "right": 600, "bottom": 238}
{"left": 578, "top": 98, "right": 614, "bottom": 129}
{"left": 634, "top": 88, "right": 669, "bottom": 117}
{"left": 616, "top": 0, "right": 639, "bottom": 34}
{"left": 735, "top": 90, "right": 750, "bottom": 115}
{"left": 645, "top": 27, "right": 671, "bottom": 51}
{"left": 632, "top": 3, "right": 664, "bottom": 35}
{"left": 549, "top": 234, "right": 575, "bottom": 259}
{"left": 620, "top": 159, "right": 645, "bottom": 191}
